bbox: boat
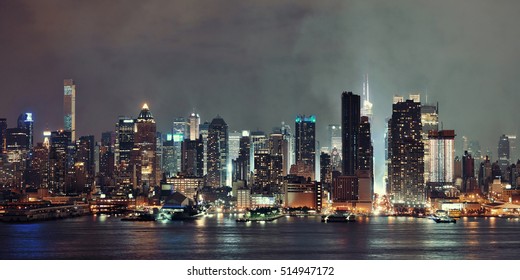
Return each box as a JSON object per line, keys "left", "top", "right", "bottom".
{"left": 321, "top": 211, "right": 356, "bottom": 223}
{"left": 235, "top": 217, "right": 250, "bottom": 222}
{"left": 121, "top": 212, "right": 156, "bottom": 222}
{"left": 430, "top": 210, "right": 456, "bottom": 224}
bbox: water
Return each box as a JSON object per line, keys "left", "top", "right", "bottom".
{"left": 1, "top": 215, "right": 519, "bottom": 260}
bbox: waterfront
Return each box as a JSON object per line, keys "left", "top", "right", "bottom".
{"left": 1, "top": 215, "right": 520, "bottom": 260}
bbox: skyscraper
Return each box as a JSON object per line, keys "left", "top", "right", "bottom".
{"left": 421, "top": 103, "right": 439, "bottom": 184}
{"left": 17, "top": 113, "right": 34, "bottom": 150}
{"left": 181, "top": 138, "right": 204, "bottom": 177}
{"left": 63, "top": 79, "right": 76, "bottom": 141}
{"left": 295, "top": 115, "right": 316, "bottom": 172}
{"left": 428, "top": 130, "right": 455, "bottom": 187}
{"left": 188, "top": 112, "right": 200, "bottom": 141}
{"left": 134, "top": 103, "right": 158, "bottom": 188}
{"left": 341, "top": 92, "right": 360, "bottom": 176}
{"left": 498, "top": 134, "right": 510, "bottom": 176}
{"left": 199, "top": 121, "right": 210, "bottom": 175}
{"left": 115, "top": 116, "right": 135, "bottom": 188}
{"left": 361, "top": 74, "right": 373, "bottom": 120}
{"left": 207, "top": 116, "right": 228, "bottom": 187}
{"left": 358, "top": 116, "right": 373, "bottom": 172}
{"left": 328, "top": 124, "right": 342, "bottom": 155}
{"left": 49, "top": 130, "right": 71, "bottom": 193}
{"left": 0, "top": 118, "right": 7, "bottom": 155}
{"left": 235, "top": 133, "right": 251, "bottom": 183}
{"left": 388, "top": 98, "right": 425, "bottom": 204}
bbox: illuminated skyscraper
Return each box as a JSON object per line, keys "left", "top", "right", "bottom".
{"left": 295, "top": 115, "right": 316, "bottom": 173}
{"left": 341, "top": 92, "right": 360, "bottom": 176}
{"left": 235, "top": 132, "right": 251, "bottom": 183}
{"left": 49, "top": 130, "right": 71, "bottom": 193}
{"left": 188, "top": 112, "right": 200, "bottom": 141}
{"left": 63, "top": 79, "right": 76, "bottom": 141}
{"left": 388, "top": 98, "right": 425, "bottom": 204}
{"left": 172, "top": 117, "right": 188, "bottom": 174}
{"left": 328, "top": 124, "right": 342, "bottom": 156}
{"left": 207, "top": 116, "right": 228, "bottom": 187}
{"left": 428, "top": 130, "right": 455, "bottom": 186}
{"left": 421, "top": 103, "right": 439, "bottom": 184}
{"left": 0, "top": 118, "right": 7, "bottom": 155}
{"left": 199, "top": 121, "right": 210, "bottom": 175}
{"left": 17, "top": 113, "right": 34, "bottom": 150}
{"left": 134, "top": 103, "right": 158, "bottom": 188}
{"left": 498, "top": 134, "right": 510, "bottom": 176}
{"left": 361, "top": 74, "right": 373, "bottom": 120}
{"left": 506, "top": 135, "right": 517, "bottom": 163}
{"left": 115, "top": 116, "right": 135, "bottom": 188}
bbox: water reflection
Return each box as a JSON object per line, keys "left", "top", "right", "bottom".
{"left": 1, "top": 215, "right": 520, "bottom": 259}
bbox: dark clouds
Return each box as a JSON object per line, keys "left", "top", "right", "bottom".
{"left": 2, "top": 0, "right": 520, "bottom": 192}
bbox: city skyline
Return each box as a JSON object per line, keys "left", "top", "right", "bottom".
{"left": 1, "top": 1, "right": 520, "bottom": 160}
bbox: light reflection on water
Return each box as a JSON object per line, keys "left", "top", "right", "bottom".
{"left": 1, "top": 215, "right": 520, "bottom": 260}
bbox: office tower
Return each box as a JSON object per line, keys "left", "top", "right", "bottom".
{"left": 428, "top": 130, "right": 455, "bottom": 188}
{"left": 320, "top": 152, "right": 332, "bottom": 185}
{"left": 462, "top": 151, "right": 478, "bottom": 192}
{"left": 328, "top": 124, "right": 342, "bottom": 155}
{"left": 76, "top": 135, "right": 95, "bottom": 178}
{"left": 162, "top": 136, "right": 175, "bottom": 177}
{"left": 253, "top": 150, "right": 270, "bottom": 189}
{"left": 49, "top": 130, "right": 71, "bottom": 193}
{"left": 421, "top": 103, "right": 439, "bottom": 184}
{"left": 281, "top": 122, "right": 294, "bottom": 173}
{"left": 188, "top": 112, "right": 200, "bottom": 141}
{"left": 63, "top": 79, "right": 76, "bottom": 141}
{"left": 228, "top": 131, "right": 241, "bottom": 161}
{"left": 17, "top": 113, "right": 34, "bottom": 150}
{"left": 358, "top": 116, "right": 373, "bottom": 171}
{"left": 172, "top": 117, "right": 188, "bottom": 174}
{"left": 341, "top": 92, "right": 360, "bottom": 176}
{"left": 506, "top": 135, "right": 517, "bottom": 162}
{"left": 235, "top": 134, "right": 251, "bottom": 183}
{"left": 5, "top": 127, "right": 30, "bottom": 164}
{"left": 498, "top": 134, "right": 510, "bottom": 176}
{"left": 199, "top": 121, "right": 210, "bottom": 175}
{"left": 295, "top": 115, "right": 316, "bottom": 172}
{"left": 268, "top": 132, "right": 284, "bottom": 186}
{"left": 206, "top": 116, "right": 228, "bottom": 187}
{"left": 388, "top": 98, "right": 425, "bottom": 204}
{"left": 181, "top": 138, "right": 204, "bottom": 176}
{"left": 478, "top": 156, "right": 492, "bottom": 193}
{"left": 134, "top": 103, "right": 158, "bottom": 188}
{"left": 361, "top": 74, "right": 373, "bottom": 120}
{"left": 98, "top": 133, "right": 115, "bottom": 186}
{"left": 0, "top": 118, "right": 7, "bottom": 155}
{"left": 115, "top": 116, "right": 135, "bottom": 188}
{"left": 29, "top": 142, "right": 50, "bottom": 188}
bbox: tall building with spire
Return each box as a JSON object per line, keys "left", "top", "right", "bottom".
{"left": 63, "top": 79, "right": 76, "bottom": 141}
{"left": 361, "top": 74, "right": 373, "bottom": 120}
{"left": 133, "top": 103, "right": 158, "bottom": 189}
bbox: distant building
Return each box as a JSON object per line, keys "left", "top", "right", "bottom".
{"left": 188, "top": 112, "right": 200, "bottom": 141}
{"left": 133, "top": 104, "right": 158, "bottom": 189}
{"left": 206, "top": 116, "right": 228, "bottom": 187}
{"left": 341, "top": 92, "right": 360, "bottom": 176}
{"left": 388, "top": 98, "right": 425, "bottom": 204}
{"left": 63, "top": 79, "right": 76, "bottom": 141}
{"left": 498, "top": 134, "right": 510, "bottom": 177}
{"left": 295, "top": 115, "right": 316, "bottom": 173}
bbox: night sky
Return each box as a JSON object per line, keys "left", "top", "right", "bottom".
{"left": 2, "top": 0, "right": 520, "bottom": 193}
